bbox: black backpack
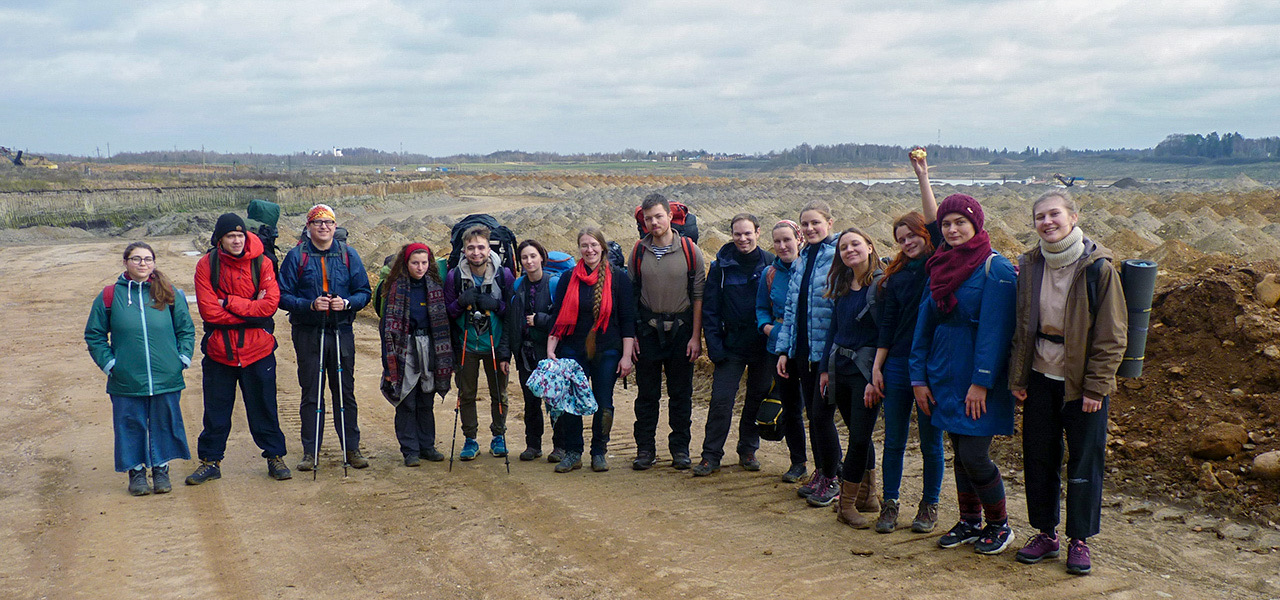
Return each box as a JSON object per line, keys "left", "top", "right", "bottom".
{"left": 448, "top": 214, "right": 518, "bottom": 274}
{"left": 606, "top": 240, "right": 628, "bottom": 275}
{"left": 755, "top": 378, "right": 786, "bottom": 441}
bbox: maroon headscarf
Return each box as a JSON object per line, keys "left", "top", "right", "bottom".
{"left": 925, "top": 194, "right": 992, "bottom": 315}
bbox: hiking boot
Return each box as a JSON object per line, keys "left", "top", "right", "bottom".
{"left": 185, "top": 460, "right": 221, "bottom": 486}
{"left": 974, "top": 523, "right": 1015, "bottom": 555}
{"left": 346, "top": 450, "right": 369, "bottom": 469}
{"left": 128, "top": 468, "right": 151, "bottom": 496}
{"left": 938, "top": 520, "right": 982, "bottom": 549}
{"left": 421, "top": 447, "right": 446, "bottom": 462}
{"left": 671, "top": 453, "right": 692, "bottom": 470}
{"left": 692, "top": 459, "right": 721, "bottom": 477}
{"left": 403, "top": 454, "right": 422, "bottom": 467}
{"left": 807, "top": 475, "right": 840, "bottom": 508}
{"left": 632, "top": 450, "right": 657, "bottom": 471}
{"left": 835, "top": 480, "right": 871, "bottom": 527}
{"left": 547, "top": 447, "right": 565, "bottom": 463}
{"left": 490, "top": 436, "right": 508, "bottom": 457}
{"left": 874, "top": 499, "right": 900, "bottom": 533}
{"left": 855, "top": 469, "right": 880, "bottom": 513}
{"left": 1015, "top": 532, "right": 1060, "bottom": 564}
{"left": 519, "top": 447, "right": 543, "bottom": 461}
{"left": 297, "top": 454, "right": 315, "bottom": 472}
{"left": 911, "top": 501, "right": 939, "bottom": 533}
{"left": 555, "top": 451, "right": 583, "bottom": 473}
{"left": 781, "top": 463, "right": 808, "bottom": 483}
{"left": 151, "top": 465, "right": 172, "bottom": 494}
{"left": 267, "top": 456, "right": 292, "bottom": 480}
{"left": 460, "top": 438, "right": 480, "bottom": 461}
{"left": 591, "top": 454, "right": 609, "bottom": 472}
{"left": 797, "top": 473, "right": 823, "bottom": 499}
{"left": 1065, "top": 538, "right": 1092, "bottom": 575}
{"left": 739, "top": 453, "right": 760, "bottom": 472}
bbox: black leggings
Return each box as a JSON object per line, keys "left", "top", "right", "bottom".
{"left": 812, "top": 369, "right": 876, "bottom": 479}
{"left": 949, "top": 432, "right": 1007, "bottom": 525}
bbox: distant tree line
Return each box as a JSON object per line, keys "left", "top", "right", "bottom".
{"left": 1153, "top": 132, "right": 1280, "bottom": 159}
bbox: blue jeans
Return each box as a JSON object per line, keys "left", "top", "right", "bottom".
{"left": 111, "top": 391, "right": 190, "bottom": 472}
{"left": 881, "top": 356, "right": 944, "bottom": 504}
{"left": 554, "top": 347, "right": 621, "bottom": 456}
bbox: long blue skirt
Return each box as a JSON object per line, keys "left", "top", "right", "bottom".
{"left": 110, "top": 391, "right": 191, "bottom": 472}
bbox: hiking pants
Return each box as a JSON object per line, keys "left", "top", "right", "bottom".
{"left": 294, "top": 326, "right": 361, "bottom": 454}
{"left": 634, "top": 328, "right": 695, "bottom": 457}
{"left": 797, "top": 360, "right": 840, "bottom": 476}
{"left": 110, "top": 391, "right": 190, "bottom": 472}
{"left": 1023, "top": 370, "right": 1108, "bottom": 540}
{"left": 518, "top": 367, "right": 551, "bottom": 451}
{"left": 554, "top": 347, "right": 621, "bottom": 456}
{"left": 813, "top": 369, "right": 876, "bottom": 480}
{"left": 881, "top": 356, "right": 945, "bottom": 504}
{"left": 455, "top": 353, "right": 508, "bottom": 440}
{"left": 700, "top": 353, "right": 774, "bottom": 465}
{"left": 950, "top": 433, "right": 1007, "bottom": 526}
{"left": 772, "top": 363, "right": 808, "bottom": 467}
{"left": 198, "top": 354, "right": 288, "bottom": 461}
{"left": 395, "top": 386, "right": 439, "bottom": 458}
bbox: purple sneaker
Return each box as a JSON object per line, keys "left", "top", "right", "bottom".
{"left": 797, "top": 474, "right": 825, "bottom": 499}
{"left": 1065, "top": 538, "right": 1092, "bottom": 575}
{"left": 806, "top": 476, "right": 840, "bottom": 507}
{"left": 1015, "top": 532, "right": 1060, "bottom": 564}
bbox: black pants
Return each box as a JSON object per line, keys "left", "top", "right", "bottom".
{"left": 293, "top": 325, "right": 360, "bottom": 454}
{"left": 815, "top": 369, "right": 877, "bottom": 480}
{"left": 950, "top": 433, "right": 1006, "bottom": 525}
{"left": 796, "top": 360, "right": 842, "bottom": 476}
{"left": 773, "top": 366, "right": 808, "bottom": 467}
{"left": 1023, "top": 371, "right": 1108, "bottom": 540}
{"left": 394, "top": 386, "right": 438, "bottom": 458}
{"left": 197, "top": 354, "right": 287, "bottom": 461}
{"left": 634, "top": 327, "right": 695, "bottom": 457}
{"left": 700, "top": 353, "right": 774, "bottom": 464}
{"left": 518, "top": 367, "right": 551, "bottom": 451}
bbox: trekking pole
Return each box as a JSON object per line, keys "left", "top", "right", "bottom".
{"left": 332, "top": 295, "right": 349, "bottom": 478}
{"left": 312, "top": 306, "right": 328, "bottom": 481}
{"left": 488, "top": 324, "right": 509, "bottom": 475}
{"left": 449, "top": 327, "right": 469, "bottom": 472}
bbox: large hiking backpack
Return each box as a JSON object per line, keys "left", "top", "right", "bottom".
{"left": 634, "top": 201, "right": 699, "bottom": 243}
{"left": 606, "top": 241, "right": 628, "bottom": 275}
{"left": 544, "top": 251, "right": 576, "bottom": 279}
{"left": 245, "top": 199, "right": 281, "bottom": 274}
{"left": 447, "top": 214, "right": 518, "bottom": 274}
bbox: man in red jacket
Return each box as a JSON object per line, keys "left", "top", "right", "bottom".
{"left": 186, "top": 213, "right": 291, "bottom": 485}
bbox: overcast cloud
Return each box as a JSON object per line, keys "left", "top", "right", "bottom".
{"left": 3, "top": 0, "right": 1278, "bottom": 156}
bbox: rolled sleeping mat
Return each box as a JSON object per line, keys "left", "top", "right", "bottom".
{"left": 1116, "top": 259, "right": 1158, "bottom": 378}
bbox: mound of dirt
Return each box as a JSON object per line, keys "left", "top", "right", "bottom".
{"left": 1112, "top": 177, "right": 1143, "bottom": 189}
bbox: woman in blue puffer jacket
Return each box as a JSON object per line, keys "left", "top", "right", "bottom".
{"left": 755, "top": 219, "right": 808, "bottom": 482}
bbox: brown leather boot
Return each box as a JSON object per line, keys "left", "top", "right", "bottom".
{"left": 855, "top": 469, "right": 881, "bottom": 513}
{"left": 836, "top": 480, "right": 871, "bottom": 529}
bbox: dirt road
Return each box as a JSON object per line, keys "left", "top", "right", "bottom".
{"left": 1, "top": 237, "right": 1276, "bottom": 600}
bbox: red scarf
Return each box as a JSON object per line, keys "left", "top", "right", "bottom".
{"left": 551, "top": 262, "right": 613, "bottom": 337}
{"left": 925, "top": 229, "right": 992, "bottom": 315}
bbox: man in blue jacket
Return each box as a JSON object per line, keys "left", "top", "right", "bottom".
{"left": 279, "top": 204, "right": 373, "bottom": 471}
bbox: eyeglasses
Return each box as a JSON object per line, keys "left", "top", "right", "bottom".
{"left": 309, "top": 220, "right": 337, "bottom": 228}
{"left": 127, "top": 256, "right": 155, "bottom": 265}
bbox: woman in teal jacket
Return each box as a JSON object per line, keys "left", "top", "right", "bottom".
{"left": 85, "top": 242, "right": 195, "bottom": 496}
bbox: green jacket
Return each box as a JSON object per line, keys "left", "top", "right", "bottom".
{"left": 84, "top": 274, "right": 196, "bottom": 397}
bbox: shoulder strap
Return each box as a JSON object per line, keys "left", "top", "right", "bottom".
{"left": 209, "top": 249, "right": 222, "bottom": 293}
{"left": 250, "top": 255, "right": 263, "bottom": 296}
{"left": 765, "top": 265, "right": 777, "bottom": 290}
{"left": 631, "top": 241, "right": 645, "bottom": 293}
{"left": 102, "top": 285, "right": 115, "bottom": 314}
{"left": 983, "top": 252, "right": 996, "bottom": 278}
{"left": 1085, "top": 257, "right": 1110, "bottom": 316}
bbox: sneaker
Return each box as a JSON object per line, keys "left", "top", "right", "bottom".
{"left": 1015, "top": 532, "right": 1060, "bottom": 564}
{"left": 591, "top": 454, "right": 609, "bottom": 472}
{"left": 938, "top": 520, "right": 982, "bottom": 549}
{"left": 267, "top": 456, "right": 292, "bottom": 480}
{"left": 555, "top": 451, "right": 583, "bottom": 473}
{"left": 911, "top": 502, "right": 939, "bottom": 533}
{"left": 547, "top": 447, "right": 565, "bottom": 464}
{"left": 692, "top": 460, "right": 721, "bottom": 477}
{"left": 875, "top": 499, "right": 900, "bottom": 533}
{"left": 346, "top": 450, "right": 370, "bottom": 469}
{"left": 632, "top": 450, "right": 657, "bottom": 470}
{"left": 128, "top": 468, "right": 151, "bottom": 496}
{"left": 151, "top": 465, "right": 172, "bottom": 494}
{"left": 1065, "top": 538, "right": 1092, "bottom": 575}
{"left": 519, "top": 447, "right": 543, "bottom": 461}
{"left": 739, "top": 453, "right": 761, "bottom": 471}
{"left": 490, "top": 436, "right": 508, "bottom": 457}
{"left": 807, "top": 476, "right": 840, "bottom": 507}
{"left": 781, "top": 463, "right": 808, "bottom": 483}
{"left": 974, "top": 523, "right": 1015, "bottom": 555}
{"left": 403, "top": 454, "right": 422, "bottom": 467}
{"left": 797, "top": 473, "right": 823, "bottom": 499}
{"left": 296, "top": 453, "right": 315, "bottom": 472}
{"left": 421, "top": 447, "right": 446, "bottom": 462}
{"left": 671, "top": 453, "right": 692, "bottom": 470}
{"left": 184, "top": 460, "right": 221, "bottom": 486}
{"left": 459, "top": 438, "right": 480, "bottom": 461}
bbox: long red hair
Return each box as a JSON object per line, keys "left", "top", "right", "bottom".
{"left": 880, "top": 212, "right": 935, "bottom": 289}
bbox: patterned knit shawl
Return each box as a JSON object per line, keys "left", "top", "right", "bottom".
{"left": 382, "top": 275, "right": 453, "bottom": 400}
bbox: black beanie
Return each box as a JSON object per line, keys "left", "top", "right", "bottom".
{"left": 211, "top": 213, "right": 247, "bottom": 246}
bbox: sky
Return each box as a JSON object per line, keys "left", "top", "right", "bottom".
{"left": 3, "top": 0, "right": 1279, "bottom": 157}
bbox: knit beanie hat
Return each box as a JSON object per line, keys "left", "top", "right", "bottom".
{"left": 936, "top": 194, "right": 985, "bottom": 232}
{"left": 307, "top": 204, "right": 336, "bottom": 223}
{"left": 211, "top": 213, "right": 247, "bottom": 246}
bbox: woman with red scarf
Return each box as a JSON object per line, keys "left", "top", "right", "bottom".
{"left": 547, "top": 228, "right": 637, "bottom": 473}
{"left": 909, "top": 194, "right": 1018, "bottom": 556}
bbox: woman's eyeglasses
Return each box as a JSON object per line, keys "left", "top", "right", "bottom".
{"left": 127, "top": 256, "right": 156, "bottom": 265}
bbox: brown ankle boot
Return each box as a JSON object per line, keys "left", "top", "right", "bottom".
{"left": 836, "top": 480, "right": 871, "bottom": 529}
{"left": 855, "top": 469, "right": 881, "bottom": 513}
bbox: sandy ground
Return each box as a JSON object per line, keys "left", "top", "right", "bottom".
{"left": 2, "top": 236, "right": 1278, "bottom": 600}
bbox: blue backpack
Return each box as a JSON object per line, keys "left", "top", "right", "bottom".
{"left": 544, "top": 251, "right": 576, "bottom": 279}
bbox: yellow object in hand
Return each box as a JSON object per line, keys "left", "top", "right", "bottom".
{"left": 910, "top": 148, "right": 927, "bottom": 160}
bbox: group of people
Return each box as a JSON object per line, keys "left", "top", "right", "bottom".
{"left": 85, "top": 149, "right": 1127, "bottom": 576}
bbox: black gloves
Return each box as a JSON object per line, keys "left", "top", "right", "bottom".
{"left": 457, "top": 286, "right": 480, "bottom": 307}
{"left": 475, "top": 294, "right": 500, "bottom": 312}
